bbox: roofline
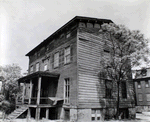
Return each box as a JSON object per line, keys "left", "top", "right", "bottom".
{"left": 26, "top": 16, "right": 113, "bottom": 56}
{"left": 133, "top": 77, "right": 150, "bottom": 81}
{"left": 18, "top": 71, "right": 60, "bottom": 82}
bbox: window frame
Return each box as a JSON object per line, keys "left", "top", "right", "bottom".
{"left": 54, "top": 52, "right": 59, "bottom": 68}
{"left": 64, "top": 46, "right": 71, "bottom": 64}
{"left": 145, "top": 80, "right": 149, "bottom": 88}
{"left": 121, "top": 82, "right": 127, "bottom": 99}
{"left": 30, "top": 65, "right": 34, "bottom": 73}
{"left": 138, "top": 94, "right": 143, "bottom": 102}
{"left": 105, "top": 80, "right": 113, "bottom": 98}
{"left": 64, "top": 78, "right": 70, "bottom": 104}
{"left": 137, "top": 81, "right": 141, "bottom": 89}
{"left": 35, "top": 62, "right": 40, "bottom": 72}
{"left": 91, "top": 109, "right": 101, "bottom": 121}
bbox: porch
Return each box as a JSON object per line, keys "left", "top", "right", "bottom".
{"left": 16, "top": 71, "right": 63, "bottom": 120}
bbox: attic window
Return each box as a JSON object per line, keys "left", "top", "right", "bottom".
{"left": 141, "top": 68, "right": 147, "bottom": 76}
{"left": 66, "top": 33, "right": 71, "bottom": 38}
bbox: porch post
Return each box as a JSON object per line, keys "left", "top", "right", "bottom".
{"left": 36, "top": 107, "right": 41, "bottom": 120}
{"left": 22, "top": 83, "right": 26, "bottom": 104}
{"left": 46, "top": 108, "right": 49, "bottom": 119}
{"left": 29, "top": 79, "right": 32, "bottom": 104}
{"left": 37, "top": 77, "right": 41, "bottom": 105}
{"left": 36, "top": 77, "right": 41, "bottom": 120}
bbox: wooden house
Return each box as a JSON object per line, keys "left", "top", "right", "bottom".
{"left": 8, "top": 16, "right": 135, "bottom": 121}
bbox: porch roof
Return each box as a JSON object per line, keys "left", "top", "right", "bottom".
{"left": 18, "top": 71, "right": 60, "bottom": 82}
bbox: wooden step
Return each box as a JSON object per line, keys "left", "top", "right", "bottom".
{"left": 7, "top": 106, "right": 28, "bottom": 120}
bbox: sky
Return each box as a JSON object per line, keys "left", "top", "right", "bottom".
{"left": 0, "top": 0, "right": 150, "bottom": 74}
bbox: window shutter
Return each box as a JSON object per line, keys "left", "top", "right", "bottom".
{"left": 70, "top": 45, "right": 73, "bottom": 62}
{"left": 52, "top": 54, "right": 54, "bottom": 69}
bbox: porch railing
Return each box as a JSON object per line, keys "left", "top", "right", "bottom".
{"left": 16, "top": 97, "right": 53, "bottom": 105}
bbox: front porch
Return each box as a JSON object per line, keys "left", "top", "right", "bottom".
{"left": 16, "top": 71, "right": 63, "bottom": 120}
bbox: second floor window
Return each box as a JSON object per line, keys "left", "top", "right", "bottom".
{"left": 54, "top": 52, "right": 59, "bottom": 68}
{"left": 121, "top": 82, "right": 127, "bottom": 98}
{"left": 64, "top": 78, "right": 70, "bottom": 104}
{"left": 137, "top": 82, "right": 141, "bottom": 88}
{"left": 30, "top": 65, "right": 33, "bottom": 73}
{"left": 36, "top": 63, "right": 39, "bottom": 72}
{"left": 105, "top": 80, "right": 112, "bottom": 98}
{"left": 145, "top": 80, "right": 149, "bottom": 87}
{"left": 64, "top": 46, "right": 71, "bottom": 64}
{"left": 44, "top": 64, "right": 48, "bottom": 71}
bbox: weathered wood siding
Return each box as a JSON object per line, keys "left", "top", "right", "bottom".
{"left": 28, "top": 28, "right": 78, "bottom": 107}
{"left": 77, "top": 28, "right": 135, "bottom": 108}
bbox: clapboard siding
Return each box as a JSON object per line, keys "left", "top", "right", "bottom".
{"left": 78, "top": 30, "right": 103, "bottom": 108}
{"left": 77, "top": 28, "right": 134, "bottom": 108}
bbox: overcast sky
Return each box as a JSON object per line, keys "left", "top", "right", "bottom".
{"left": 0, "top": 0, "right": 150, "bottom": 74}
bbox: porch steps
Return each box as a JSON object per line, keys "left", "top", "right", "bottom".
{"left": 7, "top": 106, "right": 28, "bottom": 120}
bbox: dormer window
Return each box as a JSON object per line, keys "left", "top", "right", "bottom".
{"left": 141, "top": 68, "right": 147, "bottom": 76}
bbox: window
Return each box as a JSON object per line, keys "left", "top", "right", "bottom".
{"left": 91, "top": 109, "right": 101, "bottom": 121}
{"left": 64, "top": 78, "right": 70, "bottom": 104}
{"left": 64, "top": 46, "right": 71, "bottom": 64}
{"left": 121, "top": 82, "right": 127, "bottom": 98}
{"left": 36, "top": 63, "right": 40, "bottom": 72}
{"left": 54, "top": 52, "right": 59, "bottom": 68}
{"left": 66, "top": 33, "right": 71, "bottom": 38}
{"left": 146, "top": 94, "right": 150, "bottom": 101}
{"left": 145, "top": 80, "right": 149, "bottom": 87}
{"left": 44, "top": 64, "right": 48, "bottom": 71}
{"left": 138, "top": 94, "right": 143, "bottom": 101}
{"left": 137, "top": 82, "right": 141, "bottom": 88}
{"left": 64, "top": 109, "right": 70, "bottom": 120}
{"left": 105, "top": 80, "right": 112, "bottom": 98}
{"left": 30, "top": 65, "right": 33, "bottom": 73}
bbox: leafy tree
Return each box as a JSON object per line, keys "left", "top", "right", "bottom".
{"left": 99, "top": 23, "right": 150, "bottom": 119}
{"left": 0, "top": 64, "right": 22, "bottom": 118}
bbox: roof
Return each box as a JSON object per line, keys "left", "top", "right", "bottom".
{"left": 26, "top": 16, "right": 113, "bottom": 56}
{"left": 18, "top": 71, "right": 60, "bottom": 82}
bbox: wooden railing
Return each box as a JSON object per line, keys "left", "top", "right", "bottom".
{"left": 16, "top": 97, "right": 52, "bottom": 105}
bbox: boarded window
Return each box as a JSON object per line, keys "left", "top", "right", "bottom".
{"left": 64, "top": 46, "right": 71, "bottom": 64}
{"left": 121, "top": 82, "right": 127, "bottom": 98}
{"left": 54, "top": 52, "right": 59, "bottom": 68}
{"left": 146, "top": 94, "right": 150, "bottom": 101}
{"left": 105, "top": 80, "right": 112, "bottom": 98}
{"left": 91, "top": 109, "right": 101, "bottom": 121}
{"left": 64, "top": 78, "right": 70, "bottom": 104}
{"left": 145, "top": 80, "right": 149, "bottom": 87}
{"left": 36, "top": 62, "right": 40, "bottom": 72}
{"left": 137, "top": 82, "right": 141, "bottom": 88}
{"left": 138, "top": 94, "right": 143, "bottom": 101}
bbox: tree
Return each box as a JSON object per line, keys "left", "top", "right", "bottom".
{"left": 99, "top": 23, "right": 150, "bottom": 119}
{"left": 0, "top": 64, "right": 22, "bottom": 118}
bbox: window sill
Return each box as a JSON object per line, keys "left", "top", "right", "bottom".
{"left": 64, "top": 62, "right": 71, "bottom": 66}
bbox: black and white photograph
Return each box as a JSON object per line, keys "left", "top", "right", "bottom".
{"left": 0, "top": 0, "right": 150, "bottom": 121}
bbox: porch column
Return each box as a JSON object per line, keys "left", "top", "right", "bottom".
{"left": 29, "top": 79, "right": 33, "bottom": 104}
{"left": 22, "top": 83, "right": 26, "bottom": 104}
{"left": 36, "top": 107, "right": 41, "bottom": 120}
{"left": 35, "top": 77, "right": 41, "bottom": 121}
{"left": 37, "top": 77, "right": 41, "bottom": 105}
{"left": 46, "top": 108, "right": 49, "bottom": 119}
